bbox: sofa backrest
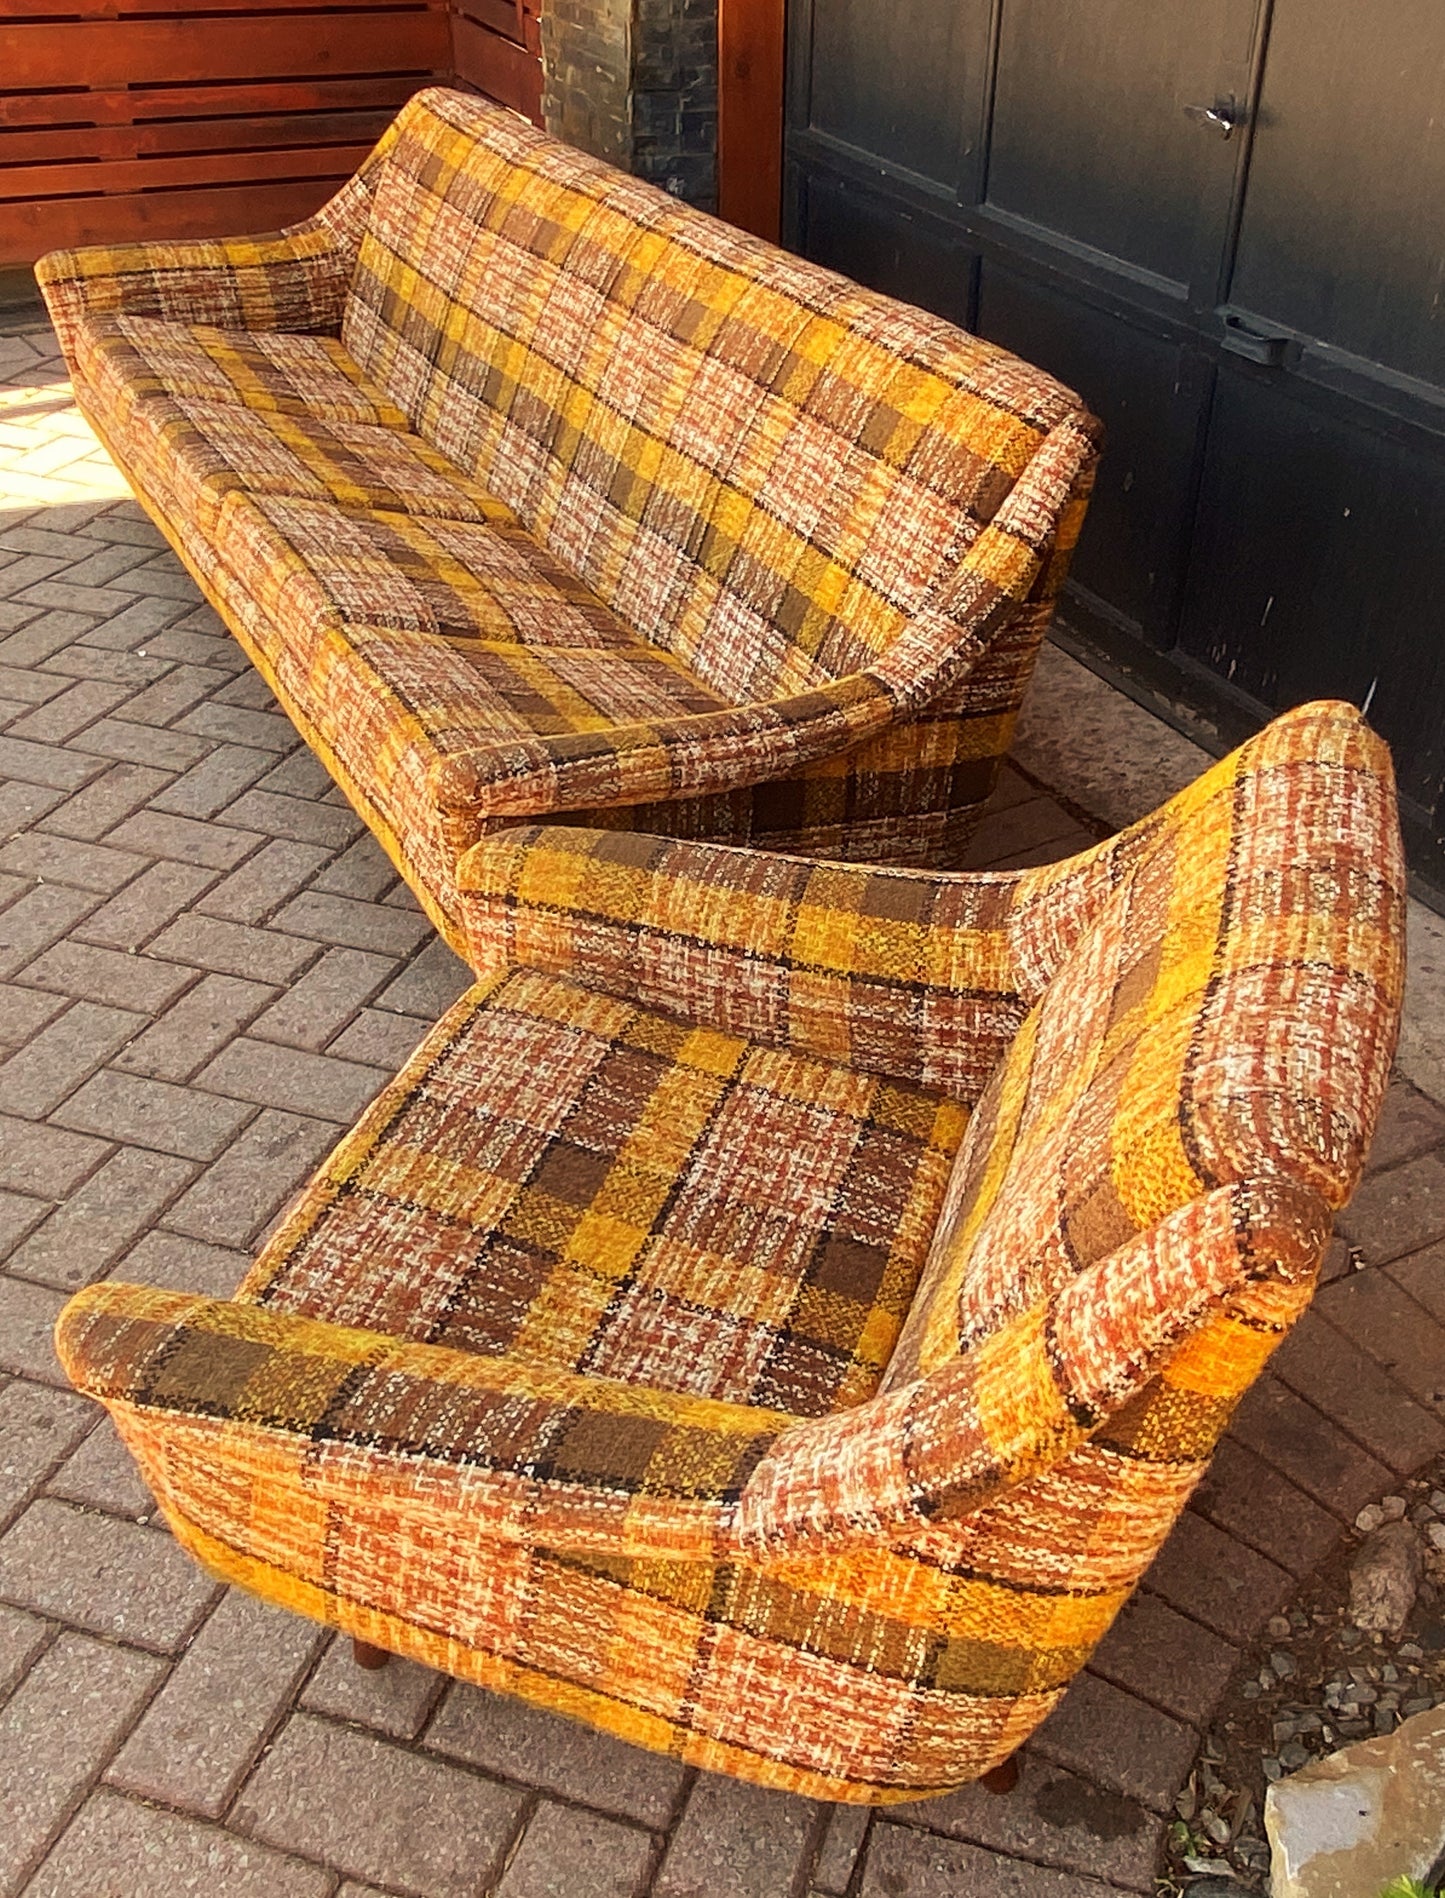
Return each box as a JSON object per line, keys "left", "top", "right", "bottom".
{"left": 887, "top": 700, "right": 1405, "bottom": 1394}
{"left": 340, "top": 89, "right": 1094, "bottom": 703}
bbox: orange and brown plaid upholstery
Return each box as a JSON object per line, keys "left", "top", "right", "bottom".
{"left": 57, "top": 703, "right": 1405, "bottom": 1801}
{"left": 38, "top": 88, "right": 1099, "bottom": 944}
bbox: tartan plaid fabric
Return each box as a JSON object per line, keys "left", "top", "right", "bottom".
{"left": 39, "top": 88, "right": 1099, "bottom": 936}
{"left": 57, "top": 703, "right": 1404, "bottom": 1801}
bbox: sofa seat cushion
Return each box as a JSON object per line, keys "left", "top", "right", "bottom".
{"left": 239, "top": 967, "right": 969, "bottom": 1418}
{"left": 76, "top": 312, "right": 513, "bottom": 536}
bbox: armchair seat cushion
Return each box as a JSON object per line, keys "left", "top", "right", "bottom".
{"left": 240, "top": 966, "right": 969, "bottom": 1417}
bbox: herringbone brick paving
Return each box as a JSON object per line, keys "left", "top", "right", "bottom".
{"left": 1, "top": 318, "right": 1443, "bottom": 1896}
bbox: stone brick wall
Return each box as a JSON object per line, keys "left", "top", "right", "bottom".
{"left": 541, "top": 0, "right": 717, "bottom": 211}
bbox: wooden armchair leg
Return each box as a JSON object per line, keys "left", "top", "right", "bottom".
{"left": 980, "top": 1752, "right": 1021, "bottom": 1795}
{"left": 352, "top": 1638, "right": 390, "bottom": 1671}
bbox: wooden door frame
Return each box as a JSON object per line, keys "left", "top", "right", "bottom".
{"left": 717, "top": 0, "right": 786, "bottom": 239}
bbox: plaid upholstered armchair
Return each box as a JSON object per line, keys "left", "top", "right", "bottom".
{"left": 56, "top": 702, "right": 1403, "bottom": 1802}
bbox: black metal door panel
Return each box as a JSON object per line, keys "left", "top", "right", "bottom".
{"left": 1179, "top": 372, "right": 1445, "bottom": 820}
{"left": 975, "top": 264, "right": 1203, "bottom": 642}
{"left": 785, "top": 0, "right": 1445, "bottom": 889}
{"left": 1228, "top": 0, "right": 1445, "bottom": 385}
{"left": 986, "top": 0, "right": 1256, "bottom": 294}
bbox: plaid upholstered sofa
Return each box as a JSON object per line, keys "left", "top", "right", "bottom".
{"left": 36, "top": 87, "right": 1099, "bottom": 948}
{"left": 56, "top": 701, "right": 1404, "bottom": 1802}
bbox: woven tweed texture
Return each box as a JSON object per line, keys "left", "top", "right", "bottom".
{"left": 56, "top": 703, "right": 1404, "bottom": 1801}
{"left": 38, "top": 88, "right": 1099, "bottom": 944}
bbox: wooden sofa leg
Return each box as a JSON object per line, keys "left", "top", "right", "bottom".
{"left": 352, "top": 1638, "right": 390, "bottom": 1671}
{"left": 980, "top": 1753, "right": 1021, "bottom": 1795}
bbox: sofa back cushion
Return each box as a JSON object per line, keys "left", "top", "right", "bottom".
{"left": 341, "top": 89, "right": 1089, "bottom": 703}
{"left": 885, "top": 702, "right": 1405, "bottom": 1388}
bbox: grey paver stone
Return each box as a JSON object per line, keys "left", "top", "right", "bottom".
{"left": 74, "top": 860, "right": 218, "bottom": 951}
{"left": 70, "top": 592, "right": 187, "bottom": 648}
{"left": 149, "top": 911, "right": 319, "bottom": 985}
{"left": 0, "top": 1186, "right": 49, "bottom": 1260}
{"left": 149, "top": 742, "right": 277, "bottom": 820}
{"left": 18, "top": 936, "right": 200, "bottom": 1013}
{"left": 106, "top": 806, "right": 260, "bottom": 868}
{"left": 1337, "top": 1150, "right": 1445, "bottom": 1262}
{"left": 0, "top": 1599, "right": 50, "bottom": 1698}
{"left": 180, "top": 702, "right": 298, "bottom": 751}
{"left": 0, "top": 1632, "right": 165, "bottom": 1893}
{"left": 429, "top": 1683, "right": 687, "bottom": 1826}
{"left": 250, "top": 946, "right": 395, "bottom": 1050}
{"left": 0, "top": 1000, "right": 144, "bottom": 1118}
{"left": 1367, "top": 1080, "right": 1445, "bottom": 1169}
{"left": 75, "top": 717, "right": 210, "bottom": 773}
{"left": 860, "top": 1822, "right": 1119, "bottom": 1897}
{"left": 1031, "top": 1671, "right": 1198, "bottom": 1816}
{"left": 113, "top": 971, "right": 276, "bottom": 1082}
{"left": 257, "top": 747, "right": 335, "bottom": 800}
{"left": 119, "top": 662, "right": 229, "bottom": 729}
{"left": 1273, "top": 1305, "right": 1445, "bottom": 1464}
{"left": 312, "top": 832, "right": 398, "bottom": 899}
{"left": 0, "top": 1273, "right": 72, "bottom": 1384}
{"left": 0, "top": 1378, "right": 94, "bottom": 1519}
{"left": 0, "top": 1110, "right": 107, "bottom": 1199}
{"left": 198, "top": 1036, "right": 388, "bottom": 1124}
{"left": 0, "top": 882, "right": 97, "bottom": 979}
{"left": 0, "top": 980, "right": 67, "bottom": 1051}
{"left": 1088, "top": 1586, "right": 1239, "bottom": 1728}
{"left": 496, "top": 1801, "right": 654, "bottom": 1898}
{"left": 273, "top": 889, "right": 432, "bottom": 957}
{"left": 1143, "top": 1509, "right": 1293, "bottom": 1644}
{"left": 54, "top": 1067, "right": 255, "bottom": 1160}
{"left": 1389, "top": 1242, "right": 1445, "bottom": 1325}
{"left": 109, "top": 1587, "right": 326, "bottom": 1816}
{"left": 164, "top": 1108, "right": 336, "bottom": 1248}
{"left": 6, "top": 677, "right": 130, "bottom": 745}
{"left": 0, "top": 1497, "right": 218, "bottom": 1649}
{"left": 1192, "top": 1435, "right": 1345, "bottom": 1578}
{"left": 224, "top": 787, "right": 363, "bottom": 847}
{"left": 0, "top": 778, "right": 68, "bottom": 833}
{"left": 1316, "top": 1267, "right": 1445, "bottom": 1411}
{"left": 1229, "top": 1373, "right": 1394, "bottom": 1520}
{"left": 46, "top": 1418, "right": 156, "bottom": 1519}
{"left": 0, "top": 732, "right": 104, "bottom": 791}
{"left": 380, "top": 938, "right": 475, "bottom": 1018}
{"left": 0, "top": 828, "right": 144, "bottom": 892}
{"left": 329, "top": 1006, "right": 428, "bottom": 1071}
{"left": 300, "top": 1635, "right": 443, "bottom": 1741}
{"left": 26, "top": 1790, "right": 332, "bottom": 1898}
{"left": 900, "top": 1753, "right": 1161, "bottom": 1892}
{"left": 195, "top": 838, "right": 332, "bottom": 925}
{"left": 653, "top": 1774, "right": 818, "bottom": 1898}
{"left": 8, "top": 1142, "right": 196, "bottom": 1290}
{"left": 813, "top": 1804, "right": 870, "bottom": 1895}
{"left": 115, "top": 1229, "right": 250, "bottom": 1299}
{"left": 38, "top": 761, "right": 171, "bottom": 841}
{"left": 232, "top": 1712, "right": 525, "bottom": 1898}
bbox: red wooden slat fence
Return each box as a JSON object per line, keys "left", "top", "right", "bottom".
{"left": 0, "top": 0, "right": 544, "bottom": 265}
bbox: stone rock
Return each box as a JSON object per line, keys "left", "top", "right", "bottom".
{"left": 1355, "top": 1505, "right": 1385, "bottom": 1534}
{"left": 1348, "top": 1521, "right": 1423, "bottom": 1635}
{"left": 1265, "top": 1706, "right": 1445, "bottom": 1898}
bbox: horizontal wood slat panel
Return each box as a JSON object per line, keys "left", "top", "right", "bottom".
{"left": 0, "top": 78, "right": 424, "bottom": 132}
{"left": 0, "top": 112, "right": 396, "bottom": 168}
{"left": 20, "top": 0, "right": 442, "bottom": 13}
{"left": 454, "top": 0, "right": 525, "bottom": 45}
{"left": 4, "top": 143, "right": 378, "bottom": 202}
{"left": 452, "top": 14, "right": 542, "bottom": 122}
{"left": 5, "top": 14, "right": 449, "bottom": 90}
{"left": 0, "top": 178, "right": 343, "bottom": 256}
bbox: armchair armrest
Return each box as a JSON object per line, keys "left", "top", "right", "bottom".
{"left": 431, "top": 673, "right": 896, "bottom": 828}
{"left": 457, "top": 824, "right": 1032, "bottom": 1101}
{"left": 56, "top": 1282, "right": 791, "bottom": 1567}
{"left": 35, "top": 113, "right": 404, "bottom": 358}
{"left": 737, "top": 1175, "right": 1328, "bottom": 1557}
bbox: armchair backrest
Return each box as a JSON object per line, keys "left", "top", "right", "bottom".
{"left": 338, "top": 89, "right": 1099, "bottom": 705}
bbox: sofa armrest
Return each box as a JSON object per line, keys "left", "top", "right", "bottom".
{"left": 457, "top": 825, "right": 1032, "bottom": 1100}
{"left": 35, "top": 114, "right": 403, "bottom": 359}
{"left": 56, "top": 1282, "right": 791, "bottom": 1567}
{"left": 432, "top": 674, "right": 897, "bottom": 830}
{"left": 735, "top": 1176, "right": 1328, "bottom": 1558}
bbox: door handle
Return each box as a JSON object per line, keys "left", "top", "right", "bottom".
{"left": 1219, "top": 315, "right": 1297, "bottom": 366}
{"left": 1184, "top": 96, "right": 1243, "bottom": 140}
